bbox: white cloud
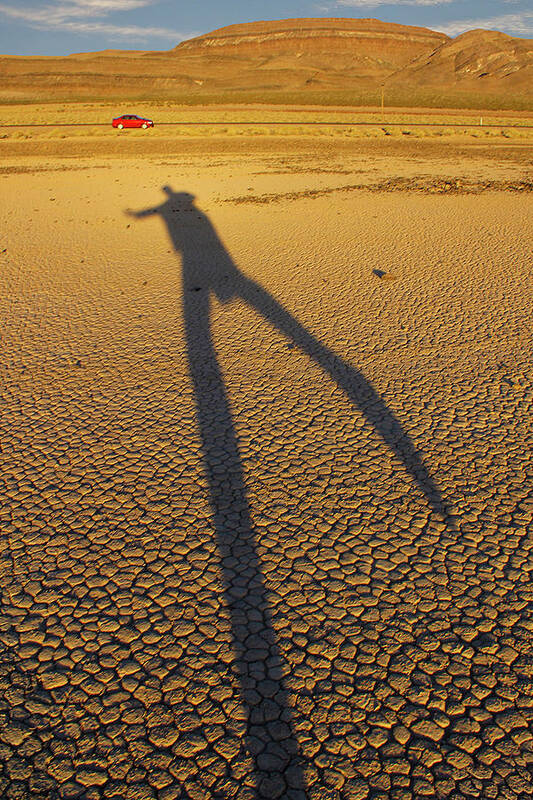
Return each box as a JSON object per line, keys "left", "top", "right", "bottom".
{"left": 336, "top": 0, "right": 455, "bottom": 6}
{"left": 42, "top": 19, "right": 185, "bottom": 39}
{"left": 434, "top": 11, "right": 533, "bottom": 36}
{"left": 0, "top": 0, "right": 187, "bottom": 40}
{"left": 0, "top": 0, "right": 153, "bottom": 23}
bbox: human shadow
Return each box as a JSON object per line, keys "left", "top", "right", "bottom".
{"left": 127, "top": 187, "right": 455, "bottom": 797}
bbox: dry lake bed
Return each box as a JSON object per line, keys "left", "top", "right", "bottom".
{"left": 0, "top": 114, "right": 532, "bottom": 799}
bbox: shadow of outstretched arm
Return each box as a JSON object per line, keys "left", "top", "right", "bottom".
{"left": 126, "top": 206, "right": 159, "bottom": 218}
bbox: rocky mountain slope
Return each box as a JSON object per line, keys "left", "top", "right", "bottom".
{"left": 173, "top": 18, "right": 448, "bottom": 87}
{"left": 390, "top": 29, "right": 533, "bottom": 94}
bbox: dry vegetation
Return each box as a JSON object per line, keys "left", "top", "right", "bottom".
{"left": 1, "top": 89, "right": 532, "bottom": 111}
{"left": 1, "top": 101, "right": 532, "bottom": 127}
{"left": 1, "top": 103, "right": 532, "bottom": 155}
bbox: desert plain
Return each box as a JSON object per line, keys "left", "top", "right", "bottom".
{"left": 0, "top": 105, "right": 532, "bottom": 800}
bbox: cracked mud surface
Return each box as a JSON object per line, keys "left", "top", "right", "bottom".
{"left": 0, "top": 141, "right": 532, "bottom": 799}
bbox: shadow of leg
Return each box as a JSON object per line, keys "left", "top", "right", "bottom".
{"left": 185, "top": 292, "right": 306, "bottom": 798}
{"left": 239, "top": 277, "right": 454, "bottom": 528}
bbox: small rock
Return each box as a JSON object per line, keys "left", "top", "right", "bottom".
{"left": 1, "top": 724, "right": 29, "bottom": 746}
{"left": 117, "top": 659, "right": 140, "bottom": 677}
{"left": 148, "top": 726, "right": 179, "bottom": 748}
{"left": 393, "top": 725, "right": 411, "bottom": 745}
{"left": 40, "top": 672, "right": 68, "bottom": 690}
{"left": 76, "top": 767, "right": 108, "bottom": 787}
{"left": 411, "top": 720, "right": 445, "bottom": 742}
{"left": 367, "top": 728, "right": 388, "bottom": 748}
{"left": 172, "top": 734, "right": 207, "bottom": 758}
{"left": 214, "top": 736, "right": 241, "bottom": 761}
{"left": 344, "top": 778, "right": 369, "bottom": 799}
{"left": 47, "top": 757, "right": 75, "bottom": 782}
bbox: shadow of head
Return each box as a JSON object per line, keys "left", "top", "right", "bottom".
{"left": 162, "top": 187, "right": 196, "bottom": 207}
{"left": 158, "top": 186, "right": 238, "bottom": 304}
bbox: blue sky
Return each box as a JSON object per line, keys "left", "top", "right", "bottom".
{"left": 0, "top": 0, "right": 532, "bottom": 56}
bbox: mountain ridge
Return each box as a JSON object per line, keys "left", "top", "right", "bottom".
{"left": 0, "top": 17, "right": 531, "bottom": 108}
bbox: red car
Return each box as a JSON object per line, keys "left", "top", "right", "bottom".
{"left": 112, "top": 114, "right": 154, "bottom": 130}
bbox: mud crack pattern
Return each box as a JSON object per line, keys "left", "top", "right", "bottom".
{"left": 0, "top": 166, "right": 532, "bottom": 800}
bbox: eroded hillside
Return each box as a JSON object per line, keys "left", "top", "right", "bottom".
{"left": 0, "top": 17, "right": 531, "bottom": 108}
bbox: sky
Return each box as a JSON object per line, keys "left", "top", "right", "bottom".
{"left": 0, "top": 0, "right": 532, "bottom": 56}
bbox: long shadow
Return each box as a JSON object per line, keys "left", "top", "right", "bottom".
{"left": 128, "top": 187, "right": 454, "bottom": 796}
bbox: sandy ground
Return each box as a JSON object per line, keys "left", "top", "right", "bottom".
{"left": 0, "top": 121, "right": 532, "bottom": 799}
